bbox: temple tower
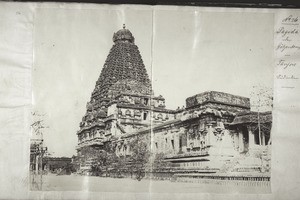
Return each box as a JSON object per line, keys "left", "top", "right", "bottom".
{"left": 89, "top": 24, "right": 152, "bottom": 110}
{"left": 76, "top": 25, "right": 169, "bottom": 162}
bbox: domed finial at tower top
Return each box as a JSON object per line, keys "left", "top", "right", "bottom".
{"left": 113, "top": 24, "right": 135, "bottom": 43}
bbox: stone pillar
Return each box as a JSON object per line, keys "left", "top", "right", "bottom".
{"left": 234, "top": 132, "right": 239, "bottom": 151}
{"left": 221, "top": 129, "right": 235, "bottom": 156}
{"left": 248, "top": 126, "right": 255, "bottom": 148}
{"left": 207, "top": 124, "right": 214, "bottom": 146}
{"left": 262, "top": 132, "right": 266, "bottom": 146}
{"left": 180, "top": 128, "right": 187, "bottom": 153}
{"left": 238, "top": 130, "right": 244, "bottom": 153}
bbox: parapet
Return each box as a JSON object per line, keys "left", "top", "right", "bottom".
{"left": 185, "top": 91, "right": 250, "bottom": 109}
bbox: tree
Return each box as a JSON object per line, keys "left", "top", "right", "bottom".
{"left": 31, "top": 112, "right": 49, "bottom": 137}
{"left": 250, "top": 85, "right": 273, "bottom": 145}
{"left": 129, "top": 136, "right": 151, "bottom": 181}
{"left": 79, "top": 143, "right": 123, "bottom": 176}
{"left": 31, "top": 112, "right": 49, "bottom": 166}
{"left": 30, "top": 112, "right": 49, "bottom": 190}
{"left": 152, "top": 153, "right": 171, "bottom": 172}
{"left": 80, "top": 146, "right": 107, "bottom": 175}
{"left": 70, "top": 155, "right": 81, "bottom": 172}
{"left": 110, "top": 154, "right": 127, "bottom": 178}
{"left": 249, "top": 86, "right": 273, "bottom": 173}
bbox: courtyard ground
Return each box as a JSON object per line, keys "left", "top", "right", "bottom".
{"left": 33, "top": 174, "right": 271, "bottom": 193}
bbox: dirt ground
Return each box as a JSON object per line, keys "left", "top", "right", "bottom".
{"left": 33, "top": 174, "right": 271, "bottom": 194}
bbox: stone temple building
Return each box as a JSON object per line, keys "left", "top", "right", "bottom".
{"left": 76, "top": 25, "right": 272, "bottom": 176}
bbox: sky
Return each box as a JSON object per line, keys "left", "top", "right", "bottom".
{"left": 33, "top": 6, "right": 274, "bottom": 157}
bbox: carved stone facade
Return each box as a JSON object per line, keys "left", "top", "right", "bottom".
{"left": 76, "top": 26, "right": 272, "bottom": 174}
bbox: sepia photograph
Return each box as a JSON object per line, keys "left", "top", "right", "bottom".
{"left": 30, "top": 7, "right": 274, "bottom": 193}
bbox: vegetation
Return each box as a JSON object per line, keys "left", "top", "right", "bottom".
{"left": 79, "top": 145, "right": 121, "bottom": 176}
{"left": 79, "top": 137, "right": 172, "bottom": 181}
{"left": 152, "top": 153, "right": 171, "bottom": 172}
{"left": 250, "top": 85, "right": 273, "bottom": 145}
{"left": 128, "top": 136, "right": 151, "bottom": 181}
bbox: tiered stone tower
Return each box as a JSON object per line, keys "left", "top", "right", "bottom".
{"left": 76, "top": 25, "right": 173, "bottom": 158}
{"left": 90, "top": 24, "right": 152, "bottom": 110}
